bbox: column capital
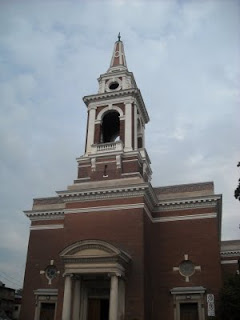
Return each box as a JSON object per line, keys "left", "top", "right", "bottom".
{"left": 108, "top": 272, "right": 122, "bottom": 278}
{"left": 73, "top": 274, "right": 81, "bottom": 280}
{"left": 62, "top": 272, "right": 74, "bottom": 278}
{"left": 88, "top": 104, "right": 97, "bottom": 111}
{"left": 124, "top": 99, "right": 134, "bottom": 105}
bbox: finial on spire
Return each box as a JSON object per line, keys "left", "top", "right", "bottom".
{"left": 108, "top": 34, "right": 127, "bottom": 71}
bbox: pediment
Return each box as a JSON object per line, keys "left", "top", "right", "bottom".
{"left": 72, "top": 248, "right": 112, "bottom": 258}
{"left": 60, "top": 240, "right": 123, "bottom": 259}
{"left": 60, "top": 240, "right": 131, "bottom": 276}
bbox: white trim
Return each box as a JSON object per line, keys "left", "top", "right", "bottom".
{"left": 153, "top": 213, "right": 217, "bottom": 223}
{"left": 65, "top": 203, "right": 144, "bottom": 214}
{"left": 74, "top": 177, "right": 91, "bottom": 181}
{"left": 157, "top": 195, "right": 221, "bottom": 208}
{"left": 96, "top": 160, "right": 116, "bottom": 164}
{"left": 134, "top": 103, "right": 137, "bottom": 150}
{"left": 122, "top": 159, "right": 138, "bottom": 163}
{"left": 30, "top": 224, "right": 64, "bottom": 231}
{"left": 121, "top": 172, "right": 141, "bottom": 176}
{"left": 96, "top": 105, "right": 124, "bottom": 121}
{"left": 124, "top": 101, "right": 132, "bottom": 151}
{"left": 87, "top": 95, "right": 135, "bottom": 109}
{"left": 78, "top": 164, "right": 91, "bottom": 168}
{"left": 221, "top": 260, "right": 238, "bottom": 264}
{"left": 86, "top": 107, "right": 96, "bottom": 154}
{"left": 221, "top": 250, "right": 240, "bottom": 257}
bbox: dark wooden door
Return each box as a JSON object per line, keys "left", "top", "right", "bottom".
{"left": 88, "top": 298, "right": 109, "bottom": 320}
{"left": 39, "top": 303, "right": 55, "bottom": 320}
{"left": 88, "top": 299, "right": 101, "bottom": 320}
{"left": 180, "top": 303, "right": 198, "bottom": 320}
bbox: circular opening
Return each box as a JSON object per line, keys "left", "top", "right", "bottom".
{"left": 45, "top": 266, "right": 57, "bottom": 279}
{"left": 179, "top": 260, "right": 195, "bottom": 277}
{"left": 109, "top": 82, "right": 119, "bottom": 90}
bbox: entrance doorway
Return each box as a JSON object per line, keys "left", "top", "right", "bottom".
{"left": 180, "top": 303, "right": 198, "bottom": 320}
{"left": 87, "top": 298, "right": 109, "bottom": 320}
{"left": 39, "top": 302, "right": 55, "bottom": 320}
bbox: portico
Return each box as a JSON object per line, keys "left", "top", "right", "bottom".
{"left": 60, "top": 240, "right": 131, "bottom": 320}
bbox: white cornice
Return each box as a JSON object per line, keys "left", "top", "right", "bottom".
{"left": 24, "top": 210, "right": 65, "bottom": 221}
{"left": 155, "top": 195, "right": 221, "bottom": 211}
{"left": 56, "top": 184, "right": 148, "bottom": 202}
{"left": 152, "top": 212, "right": 217, "bottom": 223}
{"left": 65, "top": 203, "right": 144, "bottom": 215}
{"left": 30, "top": 224, "right": 64, "bottom": 231}
{"left": 221, "top": 250, "right": 240, "bottom": 257}
{"left": 221, "top": 260, "right": 238, "bottom": 264}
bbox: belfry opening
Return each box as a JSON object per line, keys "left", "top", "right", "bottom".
{"left": 101, "top": 111, "right": 120, "bottom": 143}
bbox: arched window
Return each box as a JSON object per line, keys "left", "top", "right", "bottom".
{"left": 101, "top": 111, "right": 120, "bottom": 143}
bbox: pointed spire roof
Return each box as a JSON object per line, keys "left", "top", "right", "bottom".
{"left": 108, "top": 33, "right": 128, "bottom": 72}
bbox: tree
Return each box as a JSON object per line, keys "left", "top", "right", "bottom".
{"left": 219, "top": 273, "right": 240, "bottom": 320}
{"left": 234, "top": 162, "right": 240, "bottom": 201}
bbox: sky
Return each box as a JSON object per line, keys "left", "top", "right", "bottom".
{"left": 0, "top": 0, "right": 239, "bottom": 289}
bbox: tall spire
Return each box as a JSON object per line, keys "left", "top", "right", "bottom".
{"left": 108, "top": 33, "right": 127, "bottom": 72}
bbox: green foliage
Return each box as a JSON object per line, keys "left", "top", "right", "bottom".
{"left": 234, "top": 162, "right": 240, "bottom": 201}
{"left": 219, "top": 274, "right": 240, "bottom": 320}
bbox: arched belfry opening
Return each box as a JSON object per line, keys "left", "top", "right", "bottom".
{"left": 101, "top": 111, "right": 120, "bottom": 143}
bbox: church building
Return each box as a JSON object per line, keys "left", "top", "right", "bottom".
{"left": 20, "top": 37, "right": 240, "bottom": 320}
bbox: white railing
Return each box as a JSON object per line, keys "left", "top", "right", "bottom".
{"left": 91, "top": 141, "right": 123, "bottom": 154}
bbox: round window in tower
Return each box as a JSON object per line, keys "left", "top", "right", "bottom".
{"left": 109, "top": 81, "right": 119, "bottom": 90}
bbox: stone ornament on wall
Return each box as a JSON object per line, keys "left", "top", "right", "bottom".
{"left": 207, "top": 294, "right": 215, "bottom": 316}
{"left": 173, "top": 254, "right": 201, "bottom": 282}
{"left": 40, "top": 260, "right": 60, "bottom": 285}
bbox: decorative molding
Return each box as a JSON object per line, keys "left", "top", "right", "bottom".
{"left": 96, "top": 105, "right": 124, "bottom": 121}
{"left": 221, "top": 260, "right": 238, "bottom": 264}
{"left": 122, "top": 159, "right": 138, "bottom": 163}
{"left": 155, "top": 196, "right": 220, "bottom": 212}
{"left": 221, "top": 250, "right": 240, "bottom": 257}
{"left": 30, "top": 224, "right": 64, "bottom": 231}
{"left": 65, "top": 203, "right": 145, "bottom": 214}
{"left": 57, "top": 185, "right": 148, "bottom": 201}
{"left": 153, "top": 213, "right": 217, "bottom": 223}
{"left": 24, "top": 210, "right": 65, "bottom": 221}
{"left": 83, "top": 88, "right": 149, "bottom": 124}
{"left": 34, "top": 289, "right": 58, "bottom": 296}
{"left": 170, "top": 286, "right": 206, "bottom": 295}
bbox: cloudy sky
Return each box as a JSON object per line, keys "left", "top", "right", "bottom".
{"left": 0, "top": 0, "right": 239, "bottom": 289}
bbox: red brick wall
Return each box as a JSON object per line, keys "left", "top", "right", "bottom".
{"left": 21, "top": 193, "right": 223, "bottom": 320}
{"left": 148, "top": 216, "right": 222, "bottom": 319}
{"left": 20, "top": 229, "right": 65, "bottom": 320}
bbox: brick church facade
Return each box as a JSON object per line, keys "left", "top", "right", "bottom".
{"left": 20, "top": 38, "right": 240, "bottom": 320}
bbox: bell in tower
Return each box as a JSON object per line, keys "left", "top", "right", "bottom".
{"left": 76, "top": 35, "right": 152, "bottom": 183}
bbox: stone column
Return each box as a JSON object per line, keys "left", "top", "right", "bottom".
{"left": 62, "top": 274, "right": 72, "bottom": 320}
{"left": 86, "top": 106, "right": 96, "bottom": 154}
{"left": 134, "top": 103, "right": 138, "bottom": 150}
{"left": 80, "top": 287, "right": 88, "bottom": 320}
{"left": 118, "top": 278, "right": 125, "bottom": 320}
{"left": 124, "top": 101, "right": 132, "bottom": 151}
{"left": 109, "top": 274, "right": 119, "bottom": 320}
{"left": 72, "top": 277, "right": 81, "bottom": 320}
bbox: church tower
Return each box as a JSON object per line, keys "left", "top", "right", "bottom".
{"left": 77, "top": 34, "right": 151, "bottom": 184}
{"left": 20, "top": 36, "right": 229, "bottom": 320}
